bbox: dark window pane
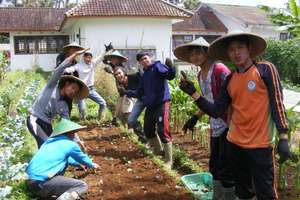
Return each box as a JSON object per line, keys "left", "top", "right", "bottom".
{"left": 0, "top": 33, "right": 9, "bottom": 44}
{"left": 14, "top": 35, "right": 69, "bottom": 55}
{"left": 117, "top": 48, "right": 156, "bottom": 70}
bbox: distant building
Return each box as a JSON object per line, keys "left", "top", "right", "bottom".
{"left": 207, "top": 3, "right": 289, "bottom": 40}
{"left": 0, "top": 0, "right": 192, "bottom": 71}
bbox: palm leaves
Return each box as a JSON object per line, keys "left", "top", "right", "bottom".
{"left": 260, "top": 0, "right": 300, "bottom": 37}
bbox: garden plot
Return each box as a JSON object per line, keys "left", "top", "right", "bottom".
{"left": 75, "top": 126, "right": 194, "bottom": 200}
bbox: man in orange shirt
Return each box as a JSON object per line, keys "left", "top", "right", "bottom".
{"left": 180, "top": 32, "right": 292, "bottom": 200}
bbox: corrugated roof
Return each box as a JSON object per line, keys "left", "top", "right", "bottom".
{"left": 172, "top": 4, "right": 227, "bottom": 33}
{"left": 208, "top": 4, "right": 273, "bottom": 26}
{"left": 65, "top": 0, "right": 192, "bottom": 19}
{"left": 0, "top": 7, "right": 67, "bottom": 31}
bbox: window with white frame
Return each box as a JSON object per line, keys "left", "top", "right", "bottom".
{"left": 14, "top": 35, "right": 69, "bottom": 54}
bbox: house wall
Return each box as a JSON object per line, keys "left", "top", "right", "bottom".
{"left": 9, "top": 32, "right": 69, "bottom": 71}
{"left": 68, "top": 17, "right": 173, "bottom": 61}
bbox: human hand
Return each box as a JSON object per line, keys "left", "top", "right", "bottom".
{"left": 165, "top": 58, "right": 174, "bottom": 68}
{"left": 277, "top": 138, "right": 292, "bottom": 163}
{"left": 104, "top": 42, "right": 114, "bottom": 52}
{"left": 182, "top": 115, "right": 199, "bottom": 134}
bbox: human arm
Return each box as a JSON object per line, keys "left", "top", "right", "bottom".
{"left": 155, "top": 59, "right": 176, "bottom": 80}
{"left": 64, "top": 65, "right": 77, "bottom": 74}
{"left": 179, "top": 74, "right": 232, "bottom": 118}
{"left": 69, "top": 144, "right": 96, "bottom": 168}
{"left": 47, "top": 49, "right": 89, "bottom": 88}
{"left": 256, "top": 62, "right": 290, "bottom": 162}
{"left": 124, "top": 76, "right": 144, "bottom": 98}
{"left": 182, "top": 110, "right": 204, "bottom": 133}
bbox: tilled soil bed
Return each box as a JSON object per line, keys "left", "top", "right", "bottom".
{"left": 75, "top": 126, "right": 194, "bottom": 200}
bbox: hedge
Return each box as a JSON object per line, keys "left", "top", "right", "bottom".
{"left": 260, "top": 39, "right": 300, "bottom": 85}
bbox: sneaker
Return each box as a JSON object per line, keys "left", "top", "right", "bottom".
{"left": 56, "top": 191, "right": 79, "bottom": 200}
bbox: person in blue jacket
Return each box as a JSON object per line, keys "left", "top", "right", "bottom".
{"left": 26, "top": 118, "right": 99, "bottom": 200}
{"left": 123, "top": 52, "right": 176, "bottom": 169}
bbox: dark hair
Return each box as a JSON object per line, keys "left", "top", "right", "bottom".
{"left": 58, "top": 79, "right": 83, "bottom": 115}
{"left": 224, "top": 35, "right": 250, "bottom": 50}
{"left": 188, "top": 46, "right": 208, "bottom": 55}
{"left": 114, "top": 66, "right": 127, "bottom": 75}
{"left": 136, "top": 52, "right": 150, "bottom": 61}
{"left": 84, "top": 52, "right": 93, "bottom": 57}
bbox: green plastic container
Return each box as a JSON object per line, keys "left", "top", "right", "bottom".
{"left": 181, "top": 172, "right": 213, "bottom": 200}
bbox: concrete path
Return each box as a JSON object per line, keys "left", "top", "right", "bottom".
{"left": 283, "top": 89, "right": 300, "bottom": 113}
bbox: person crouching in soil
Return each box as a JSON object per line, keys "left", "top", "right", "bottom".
{"left": 26, "top": 118, "right": 99, "bottom": 200}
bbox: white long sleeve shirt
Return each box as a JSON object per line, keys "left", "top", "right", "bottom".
{"left": 65, "top": 54, "right": 103, "bottom": 87}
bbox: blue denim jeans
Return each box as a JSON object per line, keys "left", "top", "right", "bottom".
{"left": 78, "top": 86, "right": 106, "bottom": 119}
{"left": 127, "top": 99, "right": 145, "bottom": 128}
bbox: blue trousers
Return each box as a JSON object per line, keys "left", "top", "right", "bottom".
{"left": 127, "top": 99, "right": 145, "bottom": 128}
{"left": 78, "top": 86, "right": 106, "bottom": 119}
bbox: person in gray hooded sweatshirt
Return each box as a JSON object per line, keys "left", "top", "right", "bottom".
{"left": 26, "top": 48, "right": 89, "bottom": 148}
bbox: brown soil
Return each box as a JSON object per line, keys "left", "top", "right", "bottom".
{"left": 172, "top": 130, "right": 300, "bottom": 200}
{"left": 75, "top": 126, "right": 194, "bottom": 200}
{"left": 172, "top": 130, "right": 210, "bottom": 173}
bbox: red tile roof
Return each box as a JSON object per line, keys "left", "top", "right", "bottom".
{"left": 65, "top": 0, "right": 192, "bottom": 19}
{"left": 0, "top": 8, "right": 67, "bottom": 32}
{"left": 172, "top": 4, "right": 227, "bottom": 33}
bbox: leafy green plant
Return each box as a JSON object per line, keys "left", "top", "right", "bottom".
{"left": 169, "top": 72, "right": 210, "bottom": 147}
{"left": 0, "top": 52, "right": 8, "bottom": 84}
{"left": 260, "top": 0, "right": 300, "bottom": 37}
{"left": 260, "top": 38, "right": 300, "bottom": 85}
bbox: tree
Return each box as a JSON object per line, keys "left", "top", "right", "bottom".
{"left": 261, "top": 0, "right": 300, "bottom": 37}
{"left": 183, "top": 0, "right": 200, "bottom": 10}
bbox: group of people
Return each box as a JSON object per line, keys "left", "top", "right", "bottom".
{"left": 25, "top": 31, "right": 292, "bottom": 200}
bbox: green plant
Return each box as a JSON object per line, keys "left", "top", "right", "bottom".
{"left": 0, "top": 51, "right": 8, "bottom": 84}
{"left": 260, "top": 0, "right": 300, "bottom": 37}
{"left": 94, "top": 67, "right": 119, "bottom": 112}
{"left": 169, "top": 72, "right": 209, "bottom": 146}
{"left": 260, "top": 39, "right": 300, "bottom": 85}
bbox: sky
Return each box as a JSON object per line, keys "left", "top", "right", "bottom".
{"left": 200, "top": 0, "right": 290, "bottom": 8}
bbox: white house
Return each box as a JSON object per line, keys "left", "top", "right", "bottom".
{"left": 0, "top": 7, "right": 68, "bottom": 71}
{"left": 0, "top": 0, "right": 192, "bottom": 71}
{"left": 206, "top": 3, "right": 288, "bottom": 40}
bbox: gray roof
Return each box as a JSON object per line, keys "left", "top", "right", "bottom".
{"left": 208, "top": 4, "right": 273, "bottom": 26}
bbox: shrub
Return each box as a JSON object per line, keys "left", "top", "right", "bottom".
{"left": 260, "top": 39, "right": 300, "bottom": 85}
{"left": 94, "top": 66, "right": 119, "bottom": 112}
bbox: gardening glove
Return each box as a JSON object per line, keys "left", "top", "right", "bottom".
{"left": 103, "top": 59, "right": 110, "bottom": 65}
{"left": 117, "top": 86, "right": 126, "bottom": 96}
{"left": 104, "top": 42, "right": 114, "bottom": 52}
{"left": 277, "top": 138, "right": 292, "bottom": 163}
{"left": 179, "top": 78, "right": 197, "bottom": 96}
{"left": 165, "top": 58, "right": 174, "bottom": 69}
{"left": 182, "top": 115, "right": 198, "bottom": 134}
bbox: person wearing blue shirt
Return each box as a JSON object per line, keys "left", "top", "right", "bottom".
{"left": 26, "top": 119, "right": 99, "bottom": 200}
{"left": 124, "top": 52, "right": 176, "bottom": 169}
